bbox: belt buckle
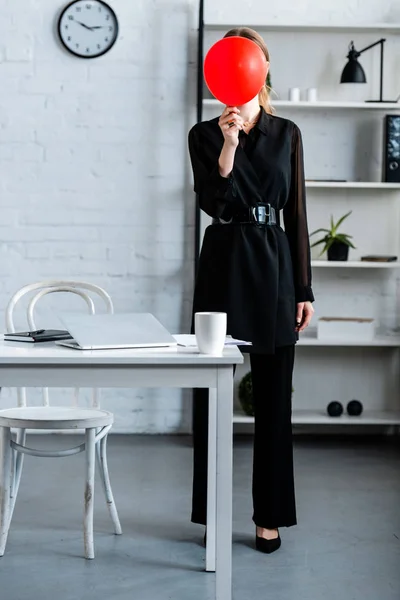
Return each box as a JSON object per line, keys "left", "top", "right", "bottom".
{"left": 252, "top": 204, "right": 270, "bottom": 224}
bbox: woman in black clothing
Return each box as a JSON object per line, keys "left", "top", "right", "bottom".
{"left": 188, "top": 27, "right": 315, "bottom": 554}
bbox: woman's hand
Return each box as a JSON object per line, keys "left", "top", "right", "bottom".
{"left": 218, "top": 106, "right": 244, "bottom": 146}
{"left": 295, "top": 302, "right": 314, "bottom": 332}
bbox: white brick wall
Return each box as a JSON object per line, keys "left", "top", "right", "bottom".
{"left": 0, "top": 0, "right": 198, "bottom": 432}
{"left": 0, "top": 0, "right": 399, "bottom": 431}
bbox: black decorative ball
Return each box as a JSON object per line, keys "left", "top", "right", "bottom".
{"left": 347, "top": 400, "right": 363, "bottom": 416}
{"left": 327, "top": 401, "right": 343, "bottom": 417}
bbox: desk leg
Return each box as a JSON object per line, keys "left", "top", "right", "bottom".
{"left": 206, "top": 387, "right": 217, "bottom": 572}
{"left": 215, "top": 366, "right": 233, "bottom": 600}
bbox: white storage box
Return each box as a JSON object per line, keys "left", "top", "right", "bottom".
{"left": 317, "top": 317, "right": 376, "bottom": 341}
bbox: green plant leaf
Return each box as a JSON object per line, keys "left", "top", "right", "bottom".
{"left": 335, "top": 234, "right": 355, "bottom": 247}
{"left": 311, "top": 236, "right": 330, "bottom": 248}
{"left": 334, "top": 236, "right": 350, "bottom": 245}
{"left": 319, "top": 237, "right": 336, "bottom": 256}
{"left": 310, "top": 228, "right": 329, "bottom": 236}
{"left": 334, "top": 210, "right": 352, "bottom": 231}
{"left": 326, "top": 237, "right": 337, "bottom": 251}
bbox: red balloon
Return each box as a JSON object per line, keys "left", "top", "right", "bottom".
{"left": 204, "top": 36, "right": 268, "bottom": 106}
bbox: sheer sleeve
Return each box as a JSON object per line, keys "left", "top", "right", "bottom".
{"left": 283, "top": 125, "right": 315, "bottom": 303}
{"left": 188, "top": 125, "right": 237, "bottom": 220}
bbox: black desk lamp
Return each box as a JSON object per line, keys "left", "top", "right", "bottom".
{"left": 340, "top": 38, "right": 398, "bottom": 103}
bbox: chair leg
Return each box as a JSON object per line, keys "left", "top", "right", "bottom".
{"left": 96, "top": 434, "right": 122, "bottom": 535}
{"left": 8, "top": 428, "right": 26, "bottom": 527}
{"left": 0, "top": 427, "right": 12, "bottom": 556}
{"left": 84, "top": 428, "right": 96, "bottom": 560}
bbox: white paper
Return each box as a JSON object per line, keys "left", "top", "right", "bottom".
{"left": 173, "top": 334, "right": 251, "bottom": 347}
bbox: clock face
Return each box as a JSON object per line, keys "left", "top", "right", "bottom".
{"left": 58, "top": 0, "right": 118, "bottom": 58}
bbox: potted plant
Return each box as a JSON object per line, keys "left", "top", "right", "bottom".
{"left": 310, "top": 210, "right": 356, "bottom": 261}
{"left": 239, "top": 372, "right": 254, "bottom": 416}
{"left": 238, "top": 372, "right": 293, "bottom": 417}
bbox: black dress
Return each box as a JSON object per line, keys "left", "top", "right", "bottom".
{"left": 189, "top": 107, "right": 314, "bottom": 353}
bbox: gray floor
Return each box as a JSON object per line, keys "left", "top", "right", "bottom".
{"left": 0, "top": 435, "right": 399, "bottom": 600}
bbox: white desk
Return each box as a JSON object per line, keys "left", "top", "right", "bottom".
{"left": 0, "top": 340, "right": 243, "bottom": 600}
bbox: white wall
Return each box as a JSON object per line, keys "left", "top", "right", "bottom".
{"left": 0, "top": 0, "right": 199, "bottom": 432}
{"left": 0, "top": 0, "right": 399, "bottom": 431}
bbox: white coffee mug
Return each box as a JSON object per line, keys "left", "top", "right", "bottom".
{"left": 307, "top": 87, "right": 318, "bottom": 102}
{"left": 289, "top": 87, "right": 300, "bottom": 102}
{"left": 195, "top": 312, "right": 227, "bottom": 355}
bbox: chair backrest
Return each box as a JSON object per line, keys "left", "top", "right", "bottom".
{"left": 5, "top": 280, "right": 114, "bottom": 408}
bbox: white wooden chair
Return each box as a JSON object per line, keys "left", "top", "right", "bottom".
{"left": 0, "top": 281, "right": 122, "bottom": 559}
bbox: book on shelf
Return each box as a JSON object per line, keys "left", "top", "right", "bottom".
{"left": 361, "top": 255, "right": 398, "bottom": 262}
{"left": 306, "top": 178, "right": 347, "bottom": 182}
{"left": 4, "top": 329, "right": 73, "bottom": 343}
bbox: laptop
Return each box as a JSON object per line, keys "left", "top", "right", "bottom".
{"left": 55, "top": 312, "right": 177, "bottom": 350}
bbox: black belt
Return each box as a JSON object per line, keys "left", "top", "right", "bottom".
{"left": 230, "top": 203, "right": 277, "bottom": 225}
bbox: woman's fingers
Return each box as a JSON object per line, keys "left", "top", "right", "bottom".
{"left": 297, "top": 303, "right": 314, "bottom": 332}
{"left": 219, "top": 112, "right": 241, "bottom": 124}
{"left": 218, "top": 107, "right": 243, "bottom": 142}
{"left": 298, "top": 315, "right": 311, "bottom": 332}
{"left": 219, "top": 114, "right": 244, "bottom": 130}
{"left": 295, "top": 303, "right": 304, "bottom": 329}
{"left": 219, "top": 107, "right": 241, "bottom": 128}
{"left": 219, "top": 123, "right": 242, "bottom": 134}
{"left": 222, "top": 106, "right": 240, "bottom": 118}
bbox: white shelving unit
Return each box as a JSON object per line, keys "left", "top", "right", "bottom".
{"left": 272, "top": 101, "right": 400, "bottom": 109}
{"left": 197, "top": 16, "right": 400, "bottom": 430}
{"left": 203, "top": 98, "right": 400, "bottom": 110}
{"left": 311, "top": 260, "right": 400, "bottom": 269}
{"left": 305, "top": 181, "right": 400, "bottom": 189}
{"left": 234, "top": 410, "right": 400, "bottom": 425}
{"left": 297, "top": 330, "right": 400, "bottom": 347}
{"left": 205, "top": 23, "right": 400, "bottom": 33}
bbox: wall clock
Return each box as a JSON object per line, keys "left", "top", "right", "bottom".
{"left": 58, "top": 1, "right": 119, "bottom": 58}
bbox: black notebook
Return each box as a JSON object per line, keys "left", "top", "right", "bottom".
{"left": 4, "top": 329, "right": 73, "bottom": 343}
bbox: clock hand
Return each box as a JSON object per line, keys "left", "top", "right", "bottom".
{"left": 74, "top": 20, "right": 94, "bottom": 31}
{"left": 91, "top": 25, "right": 107, "bottom": 29}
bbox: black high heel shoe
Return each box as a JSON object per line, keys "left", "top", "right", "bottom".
{"left": 255, "top": 531, "right": 281, "bottom": 554}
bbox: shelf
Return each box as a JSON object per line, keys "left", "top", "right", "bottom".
{"left": 273, "top": 100, "right": 400, "bottom": 109}
{"left": 297, "top": 330, "right": 400, "bottom": 347}
{"left": 202, "top": 98, "right": 400, "bottom": 110}
{"left": 205, "top": 23, "right": 400, "bottom": 33}
{"left": 311, "top": 260, "right": 400, "bottom": 269}
{"left": 233, "top": 410, "right": 400, "bottom": 425}
{"left": 306, "top": 181, "right": 400, "bottom": 189}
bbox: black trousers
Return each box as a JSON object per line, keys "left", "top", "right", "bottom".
{"left": 191, "top": 344, "right": 296, "bottom": 529}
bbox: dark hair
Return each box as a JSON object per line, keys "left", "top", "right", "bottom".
{"left": 224, "top": 27, "right": 272, "bottom": 114}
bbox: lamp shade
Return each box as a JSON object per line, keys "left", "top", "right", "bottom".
{"left": 340, "top": 59, "right": 366, "bottom": 83}
{"left": 340, "top": 41, "right": 367, "bottom": 84}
